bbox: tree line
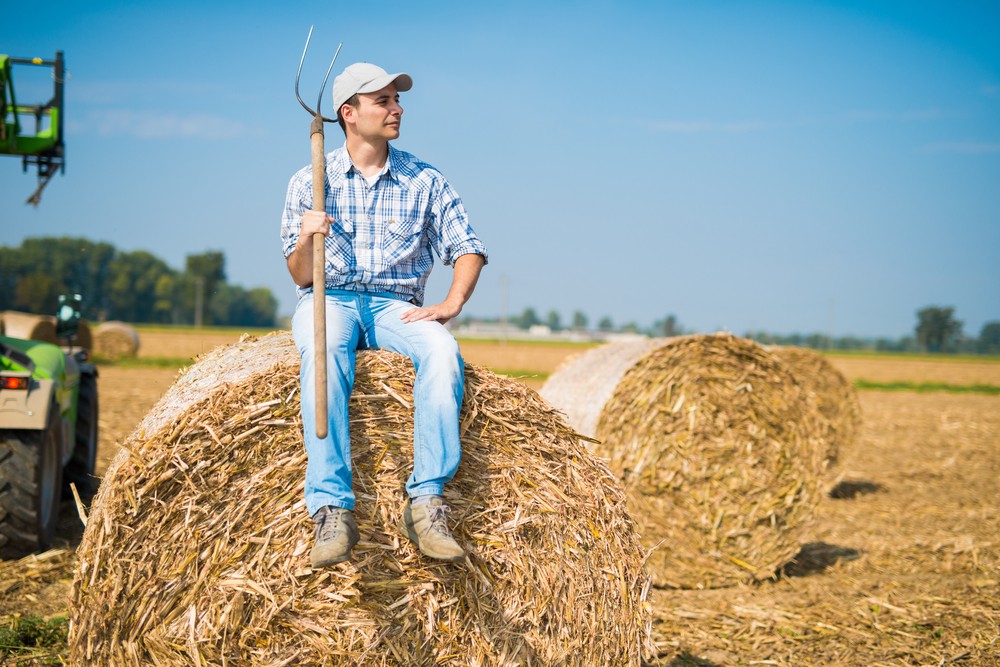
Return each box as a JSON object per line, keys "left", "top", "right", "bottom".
{"left": 0, "top": 237, "right": 277, "bottom": 327}
{"left": 473, "top": 306, "right": 1000, "bottom": 354}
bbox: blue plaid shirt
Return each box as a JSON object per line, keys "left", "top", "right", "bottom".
{"left": 281, "top": 143, "right": 487, "bottom": 306}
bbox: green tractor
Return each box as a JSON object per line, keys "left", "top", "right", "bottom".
{"left": 0, "top": 296, "right": 98, "bottom": 558}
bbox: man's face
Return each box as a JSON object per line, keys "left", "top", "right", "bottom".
{"left": 350, "top": 82, "right": 403, "bottom": 141}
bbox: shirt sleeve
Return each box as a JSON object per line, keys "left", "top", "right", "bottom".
{"left": 429, "top": 176, "right": 488, "bottom": 267}
{"left": 280, "top": 169, "right": 312, "bottom": 260}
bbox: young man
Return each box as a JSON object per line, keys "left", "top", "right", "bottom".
{"left": 280, "top": 62, "right": 487, "bottom": 567}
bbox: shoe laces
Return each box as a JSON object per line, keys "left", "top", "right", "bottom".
{"left": 316, "top": 508, "right": 346, "bottom": 542}
{"left": 426, "top": 503, "right": 452, "bottom": 536}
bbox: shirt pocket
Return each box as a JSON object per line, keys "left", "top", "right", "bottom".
{"left": 381, "top": 217, "right": 425, "bottom": 265}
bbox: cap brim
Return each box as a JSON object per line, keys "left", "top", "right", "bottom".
{"left": 357, "top": 72, "right": 413, "bottom": 95}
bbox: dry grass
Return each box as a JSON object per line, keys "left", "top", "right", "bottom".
{"left": 69, "top": 332, "right": 651, "bottom": 666}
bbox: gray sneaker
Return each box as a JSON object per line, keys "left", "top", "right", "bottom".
{"left": 402, "top": 496, "right": 465, "bottom": 562}
{"left": 310, "top": 506, "right": 359, "bottom": 567}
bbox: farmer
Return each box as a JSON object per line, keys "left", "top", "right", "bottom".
{"left": 280, "top": 62, "right": 487, "bottom": 568}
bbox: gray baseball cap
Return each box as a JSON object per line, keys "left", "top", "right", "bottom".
{"left": 332, "top": 62, "right": 413, "bottom": 119}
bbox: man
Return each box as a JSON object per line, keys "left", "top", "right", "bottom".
{"left": 280, "top": 62, "right": 487, "bottom": 568}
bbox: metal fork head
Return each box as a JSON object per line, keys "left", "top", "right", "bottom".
{"left": 294, "top": 25, "right": 343, "bottom": 123}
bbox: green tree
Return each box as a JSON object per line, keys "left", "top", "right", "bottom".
{"left": 979, "top": 321, "right": 1000, "bottom": 354}
{"left": 571, "top": 310, "right": 588, "bottom": 330}
{"left": 915, "top": 306, "right": 963, "bottom": 353}
{"left": 183, "top": 251, "right": 226, "bottom": 325}
{"left": 545, "top": 309, "right": 562, "bottom": 332}
{"left": 14, "top": 272, "right": 65, "bottom": 314}
{"left": 210, "top": 284, "right": 277, "bottom": 327}
{"left": 653, "top": 314, "right": 683, "bottom": 337}
{"left": 597, "top": 316, "right": 614, "bottom": 332}
{"left": 515, "top": 307, "right": 540, "bottom": 330}
{"left": 107, "top": 251, "right": 176, "bottom": 322}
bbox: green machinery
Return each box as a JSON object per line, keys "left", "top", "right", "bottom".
{"left": 1, "top": 51, "right": 65, "bottom": 205}
{"left": 0, "top": 297, "right": 98, "bottom": 558}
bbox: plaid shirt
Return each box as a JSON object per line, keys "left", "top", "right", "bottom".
{"left": 281, "top": 143, "right": 487, "bottom": 306}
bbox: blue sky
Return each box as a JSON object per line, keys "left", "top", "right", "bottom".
{"left": 2, "top": 0, "right": 998, "bottom": 339}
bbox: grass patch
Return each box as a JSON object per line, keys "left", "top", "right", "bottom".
{"left": 854, "top": 379, "right": 1000, "bottom": 395}
{"left": 0, "top": 615, "right": 68, "bottom": 665}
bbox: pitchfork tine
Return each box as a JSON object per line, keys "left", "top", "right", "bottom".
{"left": 295, "top": 25, "right": 343, "bottom": 123}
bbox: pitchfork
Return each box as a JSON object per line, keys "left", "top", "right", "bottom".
{"left": 295, "top": 26, "right": 342, "bottom": 439}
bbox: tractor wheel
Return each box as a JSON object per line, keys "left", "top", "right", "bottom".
{"left": 64, "top": 372, "right": 99, "bottom": 496}
{"left": 0, "top": 404, "right": 63, "bottom": 558}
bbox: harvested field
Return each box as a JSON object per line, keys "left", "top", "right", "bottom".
{"left": 1, "top": 329, "right": 997, "bottom": 666}
{"left": 828, "top": 354, "right": 1000, "bottom": 386}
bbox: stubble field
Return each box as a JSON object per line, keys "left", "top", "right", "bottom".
{"left": 2, "top": 329, "right": 998, "bottom": 666}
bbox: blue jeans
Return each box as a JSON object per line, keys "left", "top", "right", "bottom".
{"left": 291, "top": 290, "right": 465, "bottom": 516}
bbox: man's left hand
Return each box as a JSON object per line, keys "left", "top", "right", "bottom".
{"left": 400, "top": 300, "right": 462, "bottom": 325}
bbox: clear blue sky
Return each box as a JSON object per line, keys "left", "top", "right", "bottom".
{"left": 3, "top": 0, "right": 998, "bottom": 339}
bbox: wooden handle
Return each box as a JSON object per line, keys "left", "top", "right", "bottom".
{"left": 310, "top": 115, "right": 328, "bottom": 439}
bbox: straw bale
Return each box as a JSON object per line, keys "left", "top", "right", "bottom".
{"left": 539, "top": 339, "right": 661, "bottom": 441}
{"left": 0, "top": 310, "right": 92, "bottom": 352}
{"left": 592, "top": 334, "right": 829, "bottom": 589}
{"left": 769, "top": 345, "right": 861, "bottom": 467}
{"left": 69, "top": 331, "right": 652, "bottom": 666}
{"left": 1, "top": 310, "right": 58, "bottom": 343}
{"left": 93, "top": 321, "right": 141, "bottom": 359}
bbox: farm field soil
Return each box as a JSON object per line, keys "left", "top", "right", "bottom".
{"left": 1, "top": 335, "right": 997, "bottom": 665}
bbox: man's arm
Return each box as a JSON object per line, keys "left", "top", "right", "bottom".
{"left": 400, "top": 253, "right": 486, "bottom": 324}
{"left": 286, "top": 210, "right": 332, "bottom": 288}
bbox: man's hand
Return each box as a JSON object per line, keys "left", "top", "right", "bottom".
{"left": 400, "top": 299, "right": 464, "bottom": 325}
{"left": 286, "top": 210, "right": 334, "bottom": 287}
{"left": 400, "top": 253, "right": 485, "bottom": 325}
{"left": 302, "top": 210, "right": 332, "bottom": 237}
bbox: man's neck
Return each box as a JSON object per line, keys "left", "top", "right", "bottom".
{"left": 345, "top": 136, "right": 390, "bottom": 177}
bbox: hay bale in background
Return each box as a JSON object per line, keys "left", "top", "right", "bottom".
{"left": 770, "top": 345, "right": 861, "bottom": 468}
{"left": 0, "top": 311, "right": 58, "bottom": 344}
{"left": 539, "top": 338, "right": 661, "bottom": 441}
{"left": 70, "top": 332, "right": 651, "bottom": 666}
{"left": 93, "top": 321, "right": 141, "bottom": 359}
{"left": 0, "top": 310, "right": 92, "bottom": 352}
{"left": 591, "top": 334, "right": 828, "bottom": 589}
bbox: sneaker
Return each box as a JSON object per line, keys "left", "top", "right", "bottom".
{"left": 402, "top": 496, "right": 465, "bottom": 562}
{"left": 310, "top": 506, "right": 359, "bottom": 567}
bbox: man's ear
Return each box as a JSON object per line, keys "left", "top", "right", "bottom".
{"left": 340, "top": 103, "right": 355, "bottom": 125}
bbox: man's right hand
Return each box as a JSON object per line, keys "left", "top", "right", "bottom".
{"left": 301, "top": 210, "right": 333, "bottom": 238}
{"left": 287, "top": 211, "right": 334, "bottom": 287}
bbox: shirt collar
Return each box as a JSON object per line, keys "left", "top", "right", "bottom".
{"left": 334, "top": 143, "right": 401, "bottom": 184}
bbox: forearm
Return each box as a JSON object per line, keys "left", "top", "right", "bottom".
{"left": 443, "top": 253, "right": 486, "bottom": 310}
{"left": 286, "top": 236, "right": 316, "bottom": 288}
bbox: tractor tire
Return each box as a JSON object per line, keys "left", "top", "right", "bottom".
{"left": 64, "top": 371, "right": 99, "bottom": 496}
{"left": 0, "top": 403, "right": 63, "bottom": 558}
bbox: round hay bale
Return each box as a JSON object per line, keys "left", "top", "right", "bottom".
{"left": 0, "top": 310, "right": 92, "bottom": 352}
{"left": 69, "top": 331, "right": 652, "bottom": 666}
{"left": 0, "top": 310, "right": 57, "bottom": 343}
{"left": 770, "top": 345, "right": 861, "bottom": 467}
{"left": 93, "top": 321, "right": 141, "bottom": 359}
{"left": 539, "top": 338, "right": 662, "bottom": 442}
{"left": 591, "top": 333, "right": 829, "bottom": 589}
